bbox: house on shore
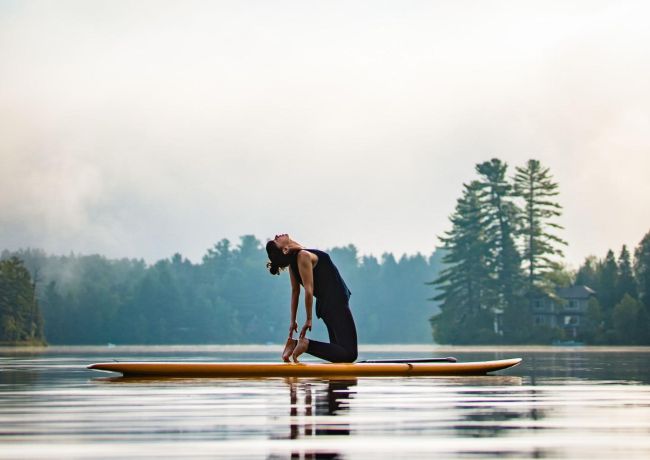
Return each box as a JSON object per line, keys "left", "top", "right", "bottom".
{"left": 532, "top": 285, "right": 596, "bottom": 338}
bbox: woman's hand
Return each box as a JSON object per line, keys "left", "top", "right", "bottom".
{"left": 288, "top": 321, "right": 298, "bottom": 338}
{"left": 299, "top": 319, "right": 312, "bottom": 339}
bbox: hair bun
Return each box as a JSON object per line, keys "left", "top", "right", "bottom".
{"left": 266, "top": 261, "right": 280, "bottom": 276}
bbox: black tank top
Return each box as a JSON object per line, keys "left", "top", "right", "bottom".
{"left": 289, "top": 249, "right": 351, "bottom": 304}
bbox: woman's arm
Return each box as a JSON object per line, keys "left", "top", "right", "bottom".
{"left": 288, "top": 266, "right": 300, "bottom": 337}
{"left": 296, "top": 251, "right": 314, "bottom": 338}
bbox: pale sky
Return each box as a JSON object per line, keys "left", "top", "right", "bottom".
{"left": 1, "top": 0, "right": 649, "bottom": 268}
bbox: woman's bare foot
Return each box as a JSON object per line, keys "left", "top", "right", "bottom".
{"left": 282, "top": 338, "right": 297, "bottom": 362}
{"left": 292, "top": 338, "right": 309, "bottom": 363}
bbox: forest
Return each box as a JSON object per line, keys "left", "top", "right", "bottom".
{"left": 2, "top": 158, "right": 649, "bottom": 346}
{"left": 0, "top": 240, "right": 442, "bottom": 345}
{"left": 573, "top": 242, "right": 650, "bottom": 344}
{"left": 431, "top": 158, "right": 650, "bottom": 345}
{"left": 0, "top": 257, "right": 45, "bottom": 345}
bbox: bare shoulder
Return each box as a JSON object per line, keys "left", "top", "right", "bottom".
{"left": 297, "top": 249, "right": 318, "bottom": 266}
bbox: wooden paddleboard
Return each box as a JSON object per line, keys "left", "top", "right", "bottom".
{"left": 87, "top": 358, "right": 522, "bottom": 377}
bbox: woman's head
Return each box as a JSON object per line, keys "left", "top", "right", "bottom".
{"left": 266, "top": 235, "right": 295, "bottom": 275}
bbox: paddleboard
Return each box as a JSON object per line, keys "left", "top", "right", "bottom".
{"left": 87, "top": 358, "right": 522, "bottom": 377}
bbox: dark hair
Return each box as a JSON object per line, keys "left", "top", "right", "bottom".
{"left": 265, "top": 240, "right": 294, "bottom": 275}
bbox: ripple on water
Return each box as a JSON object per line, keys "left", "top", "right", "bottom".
{"left": 1, "top": 347, "right": 650, "bottom": 459}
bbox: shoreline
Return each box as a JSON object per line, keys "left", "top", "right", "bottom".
{"left": 2, "top": 343, "right": 650, "bottom": 354}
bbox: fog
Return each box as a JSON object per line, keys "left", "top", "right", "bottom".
{"left": 1, "top": 0, "right": 649, "bottom": 266}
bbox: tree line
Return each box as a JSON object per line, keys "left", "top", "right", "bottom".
{"left": 573, "top": 238, "right": 650, "bottom": 344}
{"left": 0, "top": 257, "right": 45, "bottom": 345}
{"left": 2, "top": 159, "right": 649, "bottom": 346}
{"left": 430, "top": 157, "right": 650, "bottom": 345}
{"left": 0, "top": 238, "right": 442, "bottom": 345}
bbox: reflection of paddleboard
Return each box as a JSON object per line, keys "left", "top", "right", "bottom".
{"left": 87, "top": 358, "right": 522, "bottom": 377}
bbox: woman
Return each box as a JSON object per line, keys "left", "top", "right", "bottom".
{"left": 266, "top": 234, "right": 358, "bottom": 363}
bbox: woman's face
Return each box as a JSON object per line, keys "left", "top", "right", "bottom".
{"left": 273, "top": 234, "right": 290, "bottom": 249}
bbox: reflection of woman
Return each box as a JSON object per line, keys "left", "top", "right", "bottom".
{"left": 286, "top": 378, "right": 357, "bottom": 440}
{"left": 266, "top": 234, "right": 358, "bottom": 363}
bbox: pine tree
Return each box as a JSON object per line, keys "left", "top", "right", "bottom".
{"left": 475, "top": 159, "right": 525, "bottom": 340}
{"left": 633, "top": 230, "right": 650, "bottom": 343}
{"left": 599, "top": 250, "right": 619, "bottom": 315}
{"left": 612, "top": 294, "right": 645, "bottom": 345}
{"left": 514, "top": 159, "right": 567, "bottom": 296}
{"left": 635, "top": 231, "right": 650, "bottom": 309}
{"left": 575, "top": 255, "right": 600, "bottom": 289}
{"left": 0, "top": 257, "right": 45, "bottom": 345}
{"left": 617, "top": 245, "right": 638, "bottom": 301}
{"left": 429, "top": 181, "right": 497, "bottom": 344}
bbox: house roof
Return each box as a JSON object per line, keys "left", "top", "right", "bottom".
{"left": 556, "top": 285, "right": 596, "bottom": 299}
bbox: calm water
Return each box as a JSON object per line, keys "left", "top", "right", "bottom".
{"left": 1, "top": 345, "right": 650, "bottom": 459}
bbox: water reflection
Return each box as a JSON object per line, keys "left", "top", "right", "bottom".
{"left": 2, "top": 348, "right": 650, "bottom": 459}
{"left": 95, "top": 376, "right": 357, "bottom": 459}
{"left": 449, "top": 383, "right": 548, "bottom": 439}
{"left": 278, "top": 378, "right": 356, "bottom": 459}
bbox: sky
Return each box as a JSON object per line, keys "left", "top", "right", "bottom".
{"left": 1, "top": 0, "right": 649, "bottom": 268}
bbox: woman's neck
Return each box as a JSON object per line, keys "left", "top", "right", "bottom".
{"left": 286, "top": 240, "right": 304, "bottom": 253}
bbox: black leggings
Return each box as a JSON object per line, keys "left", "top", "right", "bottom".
{"left": 306, "top": 301, "right": 358, "bottom": 363}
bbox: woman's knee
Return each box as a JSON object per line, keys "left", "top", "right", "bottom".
{"left": 345, "top": 348, "right": 358, "bottom": 363}
{"left": 331, "top": 347, "right": 356, "bottom": 363}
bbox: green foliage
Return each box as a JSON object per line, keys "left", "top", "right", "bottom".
{"left": 1, "top": 237, "right": 443, "bottom": 345}
{"left": 429, "top": 181, "right": 500, "bottom": 343}
{"left": 617, "top": 245, "right": 638, "bottom": 301}
{"left": 475, "top": 159, "right": 525, "bottom": 323}
{"left": 635, "top": 231, "right": 650, "bottom": 309}
{"left": 545, "top": 264, "right": 574, "bottom": 288}
{"left": 581, "top": 297, "right": 604, "bottom": 344}
{"left": 598, "top": 250, "right": 619, "bottom": 315}
{"left": 431, "top": 158, "right": 567, "bottom": 344}
{"left": 430, "top": 307, "right": 497, "bottom": 344}
{"left": 432, "top": 157, "right": 649, "bottom": 345}
{"left": 633, "top": 232, "right": 650, "bottom": 343}
{"left": 612, "top": 294, "right": 646, "bottom": 345}
{"left": 574, "top": 234, "right": 650, "bottom": 344}
{"left": 0, "top": 257, "right": 45, "bottom": 345}
{"left": 575, "top": 256, "right": 599, "bottom": 287}
{"left": 514, "top": 159, "right": 567, "bottom": 294}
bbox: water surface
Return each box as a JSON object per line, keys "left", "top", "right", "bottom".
{"left": 1, "top": 345, "right": 649, "bottom": 459}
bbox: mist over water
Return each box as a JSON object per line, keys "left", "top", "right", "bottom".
{"left": 1, "top": 346, "right": 649, "bottom": 459}
{"left": 1, "top": 1, "right": 650, "bottom": 264}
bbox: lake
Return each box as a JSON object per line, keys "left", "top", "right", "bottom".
{"left": 1, "top": 345, "right": 650, "bottom": 459}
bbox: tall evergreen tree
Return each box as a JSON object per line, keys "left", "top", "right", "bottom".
{"left": 635, "top": 231, "right": 650, "bottom": 309}
{"left": 429, "top": 181, "right": 497, "bottom": 344}
{"left": 475, "top": 159, "right": 524, "bottom": 339}
{"left": 633, "top": 231, "right": 650, "bottom": 343}
{"left": 575, "top": 255, "right": 600, "bottom": 289}
{"left": 617, "top": 245, "right": 638, "bottom": 301}
{"left": 514, "top": 159, "right": 567, "bottom": 296}
{"left": 599, "top": 250, "right": 619, "bottom": 315}
{"left": 612, "top": 294, "right": 645, "bottom": 345}
{"left": 0, "top": 257, "right": 45, "bottom": 345}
